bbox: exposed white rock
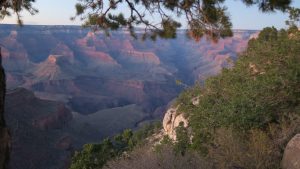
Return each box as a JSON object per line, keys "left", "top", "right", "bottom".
{"left": 191, "top": 96, "right": 200, "bottom": 106}
{"left": 163, "top": 106, "right": 188, "bottom": 141}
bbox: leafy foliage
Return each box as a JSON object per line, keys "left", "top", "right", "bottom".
{"left": 74, "top": 0, "right": 292, "bottom": 41}
{"left": 70, "top": 122, "right": 161, "bottom": 169}
{"left": 286, "top": 7, "right": 300, "bottom": 28}
{"left": 0, "top": 0, "right": 38, "bottom": 25}
{"left": 174, "top": 122, "right": 190, "bottom": 156}
{"left": 176, "top": 27, "right": 300, "bottom": 163}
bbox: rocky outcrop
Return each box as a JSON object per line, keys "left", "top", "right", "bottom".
{"left": 282, "top": 134, "right": 300, "bottom": 169}
{"left": 75, "top": 33, "right": 119, "bottom": 67}
{"left": 0, "top": 31, "right": 32, "bottom": 72}
{"left": 51, "top": 43, "right": 74, "bottom": 62}
{"left": 163, "top": 106, "right": 188, "bottom": 140}
{"left": 83, "top": 50, "right": 119, "bottom": 66}
{"left": 162, "top": 96, "right": 200, "bottom": 141}
{"left": 121, "top": 50, "right": 160, "bottom": 65}
{"left": 32, "top": 55, "right": 78, "bottom": 81}
{"left": 191, "top": 96, "right": 200, "bottom": 106}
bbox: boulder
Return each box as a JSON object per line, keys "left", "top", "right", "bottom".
{"left": 191, "top": 96, "right": 200, "bottom": 106}
{"left": 282, "top": 134, "right": 300, "bottom": 169}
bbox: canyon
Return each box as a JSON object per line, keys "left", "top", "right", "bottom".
{"left": 0, "top": 24, "right": 257, "bottom": 169}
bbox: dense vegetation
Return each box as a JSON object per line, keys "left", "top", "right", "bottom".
{"left": 176, "top": 27, "right": 300, "bottom": 168}
{"left": 70, "top": 27, "right": 300, "bottom": 169}
{"left": 70, "top": 122, "right": 161, "bottom": 169}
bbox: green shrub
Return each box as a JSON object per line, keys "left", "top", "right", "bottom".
{"left": 174, "top": 27, "right": 300, "bottom": 168}
{"left": 70, "top": 122, "right": 161, "bottom": 169}
{"left": 174, "top": 122, "right": 190, "bottom": 156}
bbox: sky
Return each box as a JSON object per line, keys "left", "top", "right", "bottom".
{"left": 1, "top": 0, "right": 300, "bottom": 30}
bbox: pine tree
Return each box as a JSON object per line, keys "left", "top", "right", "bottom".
{"left": 74, "top": 0, "right": 292, "bottom": 41}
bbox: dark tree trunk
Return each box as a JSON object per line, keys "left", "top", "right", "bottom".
{"left": 0, "top": 47, "right": 10, "bottom": 169}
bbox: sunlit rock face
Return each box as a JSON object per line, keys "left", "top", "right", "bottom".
{"left": 76, "top": 33, "right": 120, "bottom": 68}
{"left": 0, "top": 30, "right": 31, "bottom": 71}
{"left": 162, "top": 95, "right": 201, "bottom": 141}
{"left": 51, "top": 43, "right": 75, "bottom": 63}
{"left": 163, "top": 106, "right": 188, "bottom": 141}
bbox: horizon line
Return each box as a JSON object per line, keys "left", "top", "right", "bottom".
{"left": 0, "top": 23, "right": 261, "bottom": 31}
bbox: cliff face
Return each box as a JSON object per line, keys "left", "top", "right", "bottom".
{"left": 163, "top": 106, "right": 188, "bottom": 140}
{"left": 0, "top": 47, "right": 10, "bottom": 169}
{"left": 162, "top": 96, "right": 199, "bottom": 141}
{"left": 32, "top": 105, "right": 72, "bottom": 130}
{"left": 4, "top": 88, "right": 74, "bottom": 169}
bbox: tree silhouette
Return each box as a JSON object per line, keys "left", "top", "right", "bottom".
{"left": 0, "top": 0, "right": 37, "bottom": 25}
{"left": 0, "top": 0, "right": 38, "bottom": 168}
{"left": 74, "top": 0, "right": 291, "bottom": 41}
{"left": 0, "top": 0, "right": 293, "bottom": 40}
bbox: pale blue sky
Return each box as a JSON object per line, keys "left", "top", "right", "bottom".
{"left": 1, "top": 0, "right": 300, "bottom": 30}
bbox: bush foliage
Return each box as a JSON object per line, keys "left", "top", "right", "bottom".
{"left": 176, "top": 27, "right": 300, "bottom": 168}
{"left": 70, "top": 122, "right": 161, "bottom": 169}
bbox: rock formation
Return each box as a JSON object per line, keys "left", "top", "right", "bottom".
{"left": 162, "top": 106, "right": 188, "bottom": 140}
{"left": 282, "top": 134, "right": 300, "bottom": 169}
{"left": 32, "top": 55, "right": 77, "bottom": 81}
{"left": 4, "top": 88, "right": 75, "bottom": 169}
{"left": 121, "top": 50, "right": 160, "bottom": 65}
{"left": 162, "top": 96, "right": 200, "bottom": 141}
{"left": 0, "top": 25, "right": 258, "bottom": 169}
